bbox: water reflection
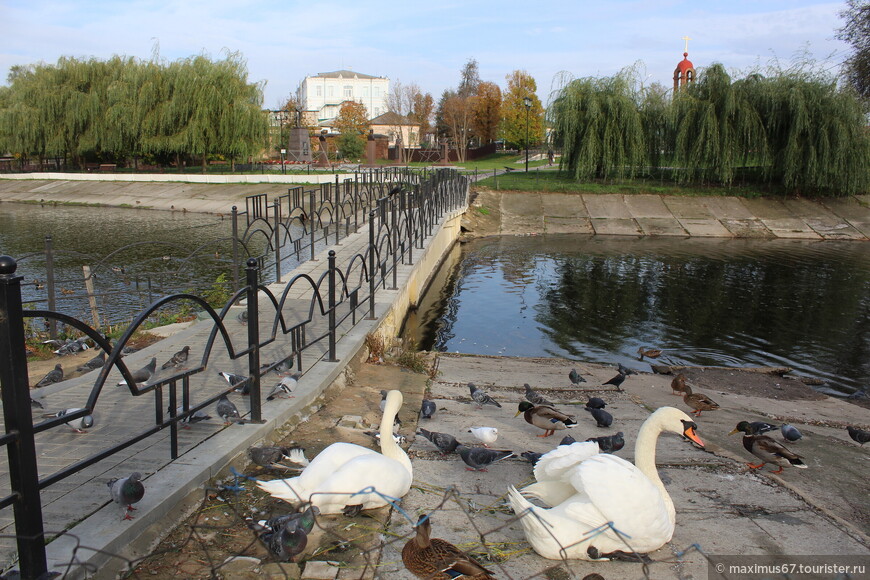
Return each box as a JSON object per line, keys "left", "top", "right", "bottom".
{"left": 411, "top": 235, "right": 870, "bottom": 397}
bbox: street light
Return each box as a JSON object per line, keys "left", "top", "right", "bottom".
{"left": 280, "top": 148, "right": 286, "bottom": 174}
{"left": 523, "top": 96, "right": 532, "bottom": 172}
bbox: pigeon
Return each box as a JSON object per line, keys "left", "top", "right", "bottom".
{"left": 219, "top": 371, "right": 249, "bottom": 395}
{"left": 456, "top": 445, "right": 514, "bottom": 471}
{"left": 257, "top": 504, "right": 320, "bottom": 536}
{"left": 846, "top": 425, "right": 870, "bottom": 445}
{"left": 248, "top": 446, "right": 308, "bottom": 470}
{"left": 585, "top": 407, "right": 613, "bottom": 428}
{"left": 585, "top": 397, "right": 607, "bottom": 409}
{"left": 524, "top": 383, "right": 553, "bottom": 406}
{"left": 117, "top": 357, "right": 156, "bottom": 387}
{"left": 586, "top": 431, "right": 625, "bottom": 453}
{"left": 169, "top": 406, "right": 211, "bottom": 428}
{"left": 49, "top": 337, "right": 90, "bottom": 356}
{"left": 264, "top": 523, "right": 308, "bottom": 562}
{"left": 267, "top": 373, "right": 299, "bottom": 400}
{"left": 237, "top": 310, "right": 249, "bottom": 325}
{"left": 30, "top": 398, "right": 44, "bottom": 409}
{"left": 107, "top": 472, "right": 145, "bottom": 520}
{"left": 420, "top": 399, "right": 436, "bottom": 419}
{"left": 161, "top": 346, "right": 190, "bottom": 370}
{"left": 379, "top": 389, "right": 389, "bottom": 412}
{"left": 216, "top": 395, "right": 245, "bottom": 425}
{"left": 521, "top": 451, "right": 544, "bottom": 465}
{"left": 559, "top": 435, "right": 577, "bottom": 446}
{"left": 618, "top": 362, "right": 638, "bottom": 376}
{"left": 602, "top": 370, "right": 629, "bottom": 391}
{"left": 35, "top": 364, "right": 63, "bottom": 388}
{"left": 43, "top": 408, "right": 94, "bottom": 433}
{"left": 468, "top": 426, "right": 498, "bottom": 447}
{"left": 76, "top": 351, "right": 106, "bottom": 373}
{"left": 261, "top": 358, "right": 292, "bottom": 376}
{"left": 469, "top": 383, "right": 501, "bottom": 408}
{"left": 781, "top": 424, "right": 803, "bottom": 442}
{"left": 569, "top": 368, "right": 586, "bottom": 385}
{"left": 363, "top": 430, "right": 407, "bottom": 445}
{"left": 418, "top": 428, "right": 459, "bottom": 455}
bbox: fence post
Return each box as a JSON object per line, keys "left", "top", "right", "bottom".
{"left": 231, "top": 206, "right": 240, "bottom": 292}
{"left": 272, "top": 200, "right": 282, "bottom": 283}
{"left": 245, "top": 258, "right": 262, "bottom": 422}
{"left": 44, "top": 235, "right": 57, "bottom": 339}
{"left": 309, "top": 190, "right": 316, "bottom": 262}
{"left": 368, "top": 211, "right": 376, "bottom": 320}
{"left": 327, "top": 250, "right": 338, "bottom": 362}
{"left": 0, "top": 256, "right": 48, "bottom": 579}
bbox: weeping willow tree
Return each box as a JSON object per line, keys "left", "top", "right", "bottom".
{"left": 549, "top": 72, "right": 646, "bottom": 180}
{"left": 670, "top": 63, "right": 767, "bottom": 185}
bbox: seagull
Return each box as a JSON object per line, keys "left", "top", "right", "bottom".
{"left": 586, "top": 431, "right": 625, "bottom": 453}
{"left": 846, "top": 426, "right": 870, "bottom": 445}
{"left": 780, "top": 424, "right": 802, "bottom": 442}
{"left": 43, "top": 408, "right": 94, "bottom": 433}
{"left": 267, "top": 373, "right": 299, "bottom": 401}
{"left": 468, "top": 427, "right": 498, "bottom": 447}
{"left": 585, "top": 397, "right": 607, "bottom": 410}
{"left": 107, "top": 472, "right": 145, "bottom": 520}
{"left": 468, "top": 383, "right": 501, "bottom": 408}
{"left": 524, "top": 383, "right": 553, "bottom": 406}
{"left": 219, "top": 371, "right": 249, "bottom": 395}
{"left": 418, "top": 428, "right": 459, "bottom": 455}
{"left": 456, "top": 445, "right": 513, "bottom": 472}
{"left": 117, "top": 357, "right": 156, "bottom": 387}
{"left": 420, "top": 399, "right": 436, "bottom": 419}
{"left": 568, "top": 368, "right": 586, "bottom": 385}
{"left": 584, "top": 406, "right": 613, "bottom": 428}
{"left": 161, "top": 346, "right": 190, "bottom": 370}
{"left": 76, "top": 351, "right": 106, "bottom": 373}
{"left": 216, "top": 395, "right": 245, "bottom": 425}
{"left": 35, "top": 364, "right": 64, "bottom": 388}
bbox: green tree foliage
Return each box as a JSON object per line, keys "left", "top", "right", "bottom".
{"left": 502, "top": 70, "right": 543, "bottom": 149}
{"left": 0, "top": 52, "right": 268, "bottom": 170}
{"left": 334, "top": 101, "right": 368, "bottom": 161}
{"left": 837, "top": 0, "right": 870, "bottom": 101}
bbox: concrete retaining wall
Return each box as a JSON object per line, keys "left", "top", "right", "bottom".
{"left": 1, "top": 172, "right": 342, "bottom": 184}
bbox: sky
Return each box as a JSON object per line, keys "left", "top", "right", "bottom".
{"left": 1, "top": 1, "right": 851, "bottom": 108}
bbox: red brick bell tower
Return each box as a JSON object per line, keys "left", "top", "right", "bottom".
{"left": 673, "top": 36, "right": 696, "bottom": 92}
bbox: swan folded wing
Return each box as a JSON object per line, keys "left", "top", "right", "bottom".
{"left": 571, "top": 454, "right": 674, "bottom": 550}
{"left": 295, "top": 443, "right": 378, "bottom": 489}
{"left": 520, "top": 480, "right": 580, "bottom": 507}
{"left": 533, "top": 442, "right": 600, "bottom": 482}
{"left": 308, "top": 453, "right": 412, "bottom": 512}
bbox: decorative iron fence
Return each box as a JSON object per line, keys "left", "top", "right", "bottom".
{"left": 0, "top": 168, "right": 467, "bottom": 578}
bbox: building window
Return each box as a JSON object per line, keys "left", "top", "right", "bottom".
{"left": 374, "top": 87, "right": 381, "bottom": 98}
{"left": 344, "top": 85, "right": 352, "bottom": 98}
{"left": 316, "top": 86, "right": 322, "bottom": 97}
{"left": 363, "top": 86, "right": 369, "bottom": 97}
{"left": 327, "top": 85, "right": 334, "bottom": 97}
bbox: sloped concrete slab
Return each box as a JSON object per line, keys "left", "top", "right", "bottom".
{"left": 591, "top": 218, "right": 641, "bottom": 236}
{"left": 720, "top": 218, "right": 773, "bottom": 238}
{"left": 676, "top": 218, "right": 733, "bottom": 237}
{"left": 625, "top": 194, "right": 673, "bottom": 218}
{"left": 583, "top": 194, "right": 633, "bottom": 219}
{"left": 636, "top": 217, "right": 688, "bottom": 236}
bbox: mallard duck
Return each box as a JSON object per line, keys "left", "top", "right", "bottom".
{"left": 637, "top": 347, "right": 662, "bottom": 360}
{"left": 728, "top": 424, "right": 807, "bottom": 474}
{"left": 670, "top": 373, "right": 689, "bottom": 396}
{"left": 257, "top": 390, "right": 412, "bottom": 514}
{"left": 515, "top": 401, "right": 577, "bottom": 437}
{"left": 508, "top": 407, "right": 705, "bottom": 560}
{"left": 402, "top": 516, "right": 495, "bottom": 579}
{"left": 682, "top": 385, "right": 719, "bottom": 417}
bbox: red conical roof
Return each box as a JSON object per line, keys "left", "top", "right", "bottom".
{"left": 676, "top": 52, "right": 694, "bottom": 73}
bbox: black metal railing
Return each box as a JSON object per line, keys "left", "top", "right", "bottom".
{"left": 0, "top": 169, "right": 467, "bottom": 578}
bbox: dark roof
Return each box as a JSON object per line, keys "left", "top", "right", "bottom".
{"left": 312, "top": 70, "right": 383, "bottom": 80}
{"left": 369, "top": 111, "right": 416, "bottom": 126}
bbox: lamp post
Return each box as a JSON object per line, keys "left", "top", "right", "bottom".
{"left": 280, "top": 149, "right": 286, "bottom": 174}
{"left": 523, "top": 96, "right": 532, "bottom": 172}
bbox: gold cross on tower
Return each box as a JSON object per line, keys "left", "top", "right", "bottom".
{"left": 682, "top": 35, "right": 692, "bottom": 53}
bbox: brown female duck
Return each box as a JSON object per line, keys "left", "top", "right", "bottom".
{"left": 670, "top": 373, "right": 689, "bottom": 396}
{"left": 402, "top": 516, "right": 495, "bottom": 579}
{"left": 637, "top": 347, "right": 662, "bottom": 360}
{"left": 515, "top": 401, "right": 577, "bottom": 437}
{"left": 682, "top": 385, "right": 720, "bottom": 417}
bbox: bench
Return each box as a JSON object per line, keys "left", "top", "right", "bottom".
{"left": 99, "top": 164, "right": 117, "bottom": 172}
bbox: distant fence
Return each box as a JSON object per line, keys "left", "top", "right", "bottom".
{"left": 0, "top": 169, "right": 468, "bottom": 578}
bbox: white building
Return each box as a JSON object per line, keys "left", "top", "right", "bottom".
{"left": 297, "top": 70, "right": 389, "bottom": 124}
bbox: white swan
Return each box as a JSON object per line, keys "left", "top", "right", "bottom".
{"left": 508, "top": 406, "right": 704, "bottom": 560}
{"left": 257, "top": 389, "right": 412, "bottom": 514}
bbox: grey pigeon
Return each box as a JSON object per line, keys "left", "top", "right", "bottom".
{"left": 456, "top": 445, "right": 514, "bottom": 471}
{"left": 585, "top": 406, "right": 613, "bottom": 428}
{"left": 418, "top": 428, "right": 459, "bottom": 455}
{"left": 264, "top": 524, "right": 307, "bottom": 561}
{"left": 248, "top": 445, "right": 308, "bottom": 470}
{"left": 50, "top": 337, "right": 90, "bottom": 356}
{"left": 76, "top": 351, "right": 106, "bottom": 373}
{"left": 170, "top": 406, "right": 211, "bottom": 428}
{"left": 220, "top": 371, "right": 249, "bottom": 395}
{"left": 379, "top": 389, "right": 389, "bottom": 412}
{"left": 585, "top": 397, "right": 607, "bottom": 410}
{"left": 602, "top": 370, "right": 628, "bottom": 391}
{"left": 586, "top": 431, "right": 625, "bottom": 453}
{"left": 781, "top": 424, "right": 802, "bottom": 442}
{"left": 216, "top": 395, "right": 245, "bottom": 425}
{"left": 469, "top": 383, "right": 501, "bottom": 408}
{"left": 43, "top": 408, "right": 94, "bottom": 433}
{"left": 847, "top": 426, "right": 870, "bottom": 445}
{"left": 237, "top": 310, "right": 248, "bottom": 325}
{"left": 117, "top": 357, "right": 156, "bottom": 387}
{"left": 30, "top": 398, "right": 44, "bottom": 409}
{"left": 524, "top": 383, "right": 552, "bottom": 406}
{"left": 569, "top": 368, "right": 586, "bottom": 385}
{"left": 617, "top": 363, "right": 638, "bottom": 376}
{"left": 161, "top": 346, "right": 190, "bottom": 370}
{"left": 521, "top": 451, "right": 543, "bottom": 465}
{"left": 267, "top": 373, "right": 299, "bottom": 401}
{"left": 420, "top": 399, "right": 436, "bottom": 419}
{"left": 35, "top": 364, "right": 63, "bottom": 388}
{"left": 107, "top": 472, "right": 145, "bottom": 520}
{"left": 258, "top": 504, "right": 320, "bottom": 536}
{"left": 559, "top": 435, "right": 577, "bottom": 446}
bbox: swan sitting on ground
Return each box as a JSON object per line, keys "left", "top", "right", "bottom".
{"left": 257, "top": 390, "right": 412, "bottom": 514}
{"left": 508, "top": 406, "right": 704, "bottom": 560}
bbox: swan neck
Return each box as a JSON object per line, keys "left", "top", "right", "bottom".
{"left": 380, "top": 399, "right": 413, "bottom": 474}
{"left": 634, "top": 413, "right": 673, "bottom": 522}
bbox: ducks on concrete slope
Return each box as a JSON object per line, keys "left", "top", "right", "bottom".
{"left": 508, "top": 407, "right": 705, "bottom": 561}
{"left": 257, "top": 390, "right": 412, "bottom": 514}
{"left": 729, "top": 422, "right": 807, "bottom": 474}
{"left": 515, "top": 401, "right": 577, "bottom": 437}
{"left": 682, "top": 385, "right": 720, "bottom": 417}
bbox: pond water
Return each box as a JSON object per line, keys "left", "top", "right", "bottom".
{"left": 408, "top": 235, "right": 870, "bottom": 397}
